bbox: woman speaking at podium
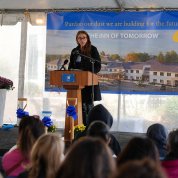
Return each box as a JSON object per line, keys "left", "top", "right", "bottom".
{"left": 68, "top": 30, "right": 101, "bottom": 125}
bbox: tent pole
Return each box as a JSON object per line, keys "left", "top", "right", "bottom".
{"left": 17, "top": 18, "right": 27, "bottom": 109}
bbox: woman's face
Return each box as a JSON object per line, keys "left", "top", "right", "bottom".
{"left": 77, "top": 33, "right": 88, "bottom": 47}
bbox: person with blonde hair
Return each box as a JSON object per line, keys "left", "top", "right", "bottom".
{"left": 18, "top": 133, "right": 64, "bottom": 178}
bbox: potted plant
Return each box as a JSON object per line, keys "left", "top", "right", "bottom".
{"left": 0, "top": 76, "right": 14, "bottom": 90}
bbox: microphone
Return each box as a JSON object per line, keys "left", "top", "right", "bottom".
{"left": 63, "top": 59, "right": 68, "bottom": 65}
{"left": 59, "top": 59, "right": 68, "bottom": 70}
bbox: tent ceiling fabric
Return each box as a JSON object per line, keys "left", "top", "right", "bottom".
{"left": 121, "top": 0, "right": 178, "bottom": 9}
{"left": 0, "top": 0, "right": 178, "bottom": 11}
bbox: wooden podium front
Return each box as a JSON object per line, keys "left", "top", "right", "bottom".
{"left": 50, "top": 70, "right": 98, "bottom": 142}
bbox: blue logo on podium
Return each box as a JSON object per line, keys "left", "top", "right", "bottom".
{"left": 62, "top": 74, "right": 76, "bottom": 82}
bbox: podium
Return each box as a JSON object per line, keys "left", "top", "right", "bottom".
{"left": 50, "top": 70, "right": 98, "bottom": 142}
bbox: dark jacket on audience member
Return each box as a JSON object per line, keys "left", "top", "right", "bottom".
{"left": 75, "top": 104, "right": 121, "bottom": 156}
{"left": 146, "top": 123, "right": 168, "bottom": 160}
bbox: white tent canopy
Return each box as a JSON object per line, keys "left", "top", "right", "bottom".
{"left": 1, "top": 0, "right": 178, "bottom": 26}
{"left": 0, "top": 0, "right": 178, "bottom": 10}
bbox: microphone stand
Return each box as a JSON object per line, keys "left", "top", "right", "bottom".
{"left": 59, "top": 65, "right": 66, "bottom": 70}
{"left": 76, "top": 52, "right": 101, "bottom": 106}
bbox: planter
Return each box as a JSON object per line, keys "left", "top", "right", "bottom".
{"left": 0, "top": 89, "right": 7, "bottom": 126}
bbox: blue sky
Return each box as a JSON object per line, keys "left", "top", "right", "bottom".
{"left": 46, "top": 30, "right": 178, "bottom": 57}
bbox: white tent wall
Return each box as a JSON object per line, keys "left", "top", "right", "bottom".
{"left": 1, "top": 9, "right": 178, "bottom": 132}
{"left": 0, "top": 23, "right": 20, "bottom": 124}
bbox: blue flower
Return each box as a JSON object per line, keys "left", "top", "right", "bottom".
{"left": 66, "top": 105, "right": 77, "bottom": 120}
{"left": 42, "top": 116, "right": 53, "bottom": 127}
{"left": 16, "top": 108, "right": 29, "bottom": 118}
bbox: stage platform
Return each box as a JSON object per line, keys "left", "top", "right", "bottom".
{"left": 0, "top": 127, "right": 145, "bottom": 156}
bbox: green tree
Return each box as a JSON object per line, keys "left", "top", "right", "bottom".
{"left": 110, "top": 54, "right": 121, "bottom": 60}
{"left": 137, "top": 53, "right": 150, "bottom": 62}
{"left": 159, "top": 97, "right": 178, "bottom": 127}
{"left": 165, "top": 50, "right": 178, "bottom": 63}
{"left": 157, "top": 52, "right": 165, "bottom": 63}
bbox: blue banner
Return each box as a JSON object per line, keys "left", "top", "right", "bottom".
{"left": 46, "top": 11, "right": 178, "bottom": 95}
{"left": 47, "top": 11, "right": 178, "bottom": 30}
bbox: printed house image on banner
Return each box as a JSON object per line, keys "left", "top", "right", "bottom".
{"left": 46, "top": 56, "right": 178, "bottom": 94}
{"left": 99, "top": 59, "right": 178, "bottom": 93}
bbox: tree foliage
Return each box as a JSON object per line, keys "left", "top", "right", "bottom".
{"left": 124, "top": 51, "right": 178, "bottom": 63}
{"left": 157, "top": 50, "right": 178, "bottom": 63}
{"left": 125, "top": 52, "right": 150, "bottom": 62}
{"left": 157, "top": 52, "right": 165, "bottom": 63}
{"left": 110, "top": 54, "right": 121, "bottom": 60}
{"left": 164, "top": 50, "right": 178, "bottom": 62}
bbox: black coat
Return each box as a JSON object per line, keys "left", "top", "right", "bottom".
{"left": 74, "top": 130, "right": 121, "bottom": 156}
{"left": 68, "top": 45, "right": 101, "bottom": 103}
{"left": 74, "top": 104, "right": 121, "bottom": 156}
{"left": 146, "top": 123, "right": 168, "bottom": 160}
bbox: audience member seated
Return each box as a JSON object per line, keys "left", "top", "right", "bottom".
{"left": 18, "top": 133, "right": 64, "bottom": 178}
{"left": 161, "top": 129, "right": 178, "bottom": 178}
{"left": 75, "top": 104, "right": 121, "bottom": 156}
{"left": 87, "top": 120, "right": 117, "bottom": 157}
{"left": 87, "top": 120, "right": 110, "bottom": 143}
{"left": 112, "top": 158, "right": 167, "bottom": 178}
{"left": 146, "top": 123, "right": 168, "bottom": 160}
{"left": 56, "top": 137, "right": 115, "bottom": 178}
{"left": 117, "top": 137, "right": 159, "bottom": 166}
{"left": 2, "top": 115, "right": 45, "bottom": 177}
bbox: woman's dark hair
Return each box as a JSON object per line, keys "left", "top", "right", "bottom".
{"left": 76, "top": 30, "right": 91, "bottom": 56}
{"left": 18, "top": 115, "right": 45, "bottom": 158}
{"left": 112, "top": 158, "right": 167, "bottom": 178}
{"left": 56, "top": 137, "right": 115, "bottom": 178}
{"left": 87, "top": 120, "right": 110, "bottom": 143}
{"left": 117, "top": 137, "right": 159, "bottom": 166}
{"left": 167, "top": 129, "right": 178, "bottom": 158}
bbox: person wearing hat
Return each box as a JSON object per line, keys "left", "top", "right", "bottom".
{"left": 146, "top": 123, "right": 168, "bottom": 160}
{"left": 74, "top": 104, "right": 121, "bottom": 156}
